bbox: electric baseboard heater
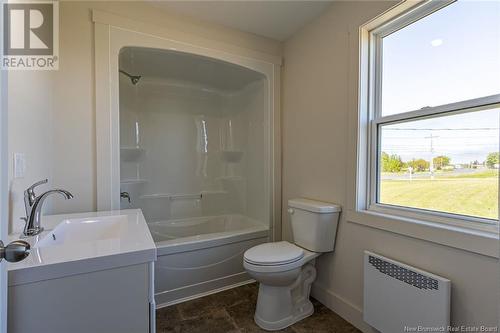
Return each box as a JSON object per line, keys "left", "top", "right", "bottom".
{"left": 364, "top": 251, "right": 450, "bottom": 333}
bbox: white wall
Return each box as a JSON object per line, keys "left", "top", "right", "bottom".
{"left": 8, "top": 72, "right": 54, "bottom": 234}
{"left": 282, "top": 1, "right": 499, "bottom": 330}
{"left": 7, "top": 1, "right": 282, "bottom": 232}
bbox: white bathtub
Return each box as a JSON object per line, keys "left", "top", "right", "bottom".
{"left": 149, "top": 214, "right": 269, "bottom": 307}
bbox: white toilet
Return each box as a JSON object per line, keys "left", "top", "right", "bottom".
{"left": 243, "top": 198, "right": 341, "bottom": 331}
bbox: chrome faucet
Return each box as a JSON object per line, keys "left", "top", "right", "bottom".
{"left": 22, "top": 179, "right": 74, "bottom": 237}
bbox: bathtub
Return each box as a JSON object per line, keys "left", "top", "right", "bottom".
{"left": 149, "top": 214, "right": 269, "bottom": 307}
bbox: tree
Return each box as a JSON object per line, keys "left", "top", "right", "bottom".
{"left": 486, "top": 152, "right": 499, "bottom": 168}
{"left": 433, "top": 155, "right": 451, "bottom": 170}
{"left": 381, "top": 152, "right": 404, "bottom": 173}
{"left": 407, "top": 158, "right": 430, "bottom": 172}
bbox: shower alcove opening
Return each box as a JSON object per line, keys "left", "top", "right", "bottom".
{"left": 94, "top": 13, "right": 281, "bottom": 308}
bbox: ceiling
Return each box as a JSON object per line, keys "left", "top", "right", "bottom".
{"left": 120, "top": 47, "right": 265, "bottom": 91}
{"left": 150, "top": 1, "right": 333, "bottom": 41}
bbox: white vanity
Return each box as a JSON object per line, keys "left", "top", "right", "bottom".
{"left": 7, "top": 209, "right": 156, "bottom": 333}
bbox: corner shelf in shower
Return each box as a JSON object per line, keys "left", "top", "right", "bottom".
{"left": 120, "top": 147, "right": 146, "bottom": 161}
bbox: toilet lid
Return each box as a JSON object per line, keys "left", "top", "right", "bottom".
{"left": 244, "top": 241, "right": 304, "bottom": 266}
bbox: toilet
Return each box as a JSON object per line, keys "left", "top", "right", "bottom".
{"left": 243, "top": 198, "right": 341, "bottom": 331}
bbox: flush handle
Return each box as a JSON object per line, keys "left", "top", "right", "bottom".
{"left": 288, "top": 208, "right": 294, "bottom": 215}
{"left": 0, "top": 240, "right": 31, "bottom": 263}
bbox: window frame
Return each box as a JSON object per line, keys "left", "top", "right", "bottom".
{"left": 363, "top": 0, "right": 500, "bottom": 233}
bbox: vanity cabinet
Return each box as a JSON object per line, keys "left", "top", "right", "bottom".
{"left": 8, "top": 262, "right": 154, "bottom": 333}
{"left": 7, "top": 209, "right": 157, "bottom": 333}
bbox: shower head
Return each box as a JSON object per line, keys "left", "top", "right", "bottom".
{"left": 130, "top": 75, "right": 141, "bottom": 85}
{"left": 119, "top": 69, "right": 142, "bottom": 85}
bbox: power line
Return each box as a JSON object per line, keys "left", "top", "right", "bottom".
{"left": 384, "top": 128, "right": 498, "bottom": 131}
{"left": 384, "top": 135, "right": 498, "bottom": 139}
{"left": 383, "top": 144, "right": 499, "bottom": 147}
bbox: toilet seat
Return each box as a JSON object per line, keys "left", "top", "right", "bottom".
{"left": 244, "top": 241, "right": 304, "bottom": 266}
{"left": 243, "top": 241, "right": 318, "bottom": 273}
{"left": 244, "top": 257, "right": 305, "bottom": 273}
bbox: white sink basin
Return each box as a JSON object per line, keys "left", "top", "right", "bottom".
{"left": 36, "top": 215, "right": 127, "bottom": 248}
{"left": 8, "top": 209, "right": 156, "bottom": 287}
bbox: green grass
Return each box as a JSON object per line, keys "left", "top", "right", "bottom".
{"left": 443, "top": 169, "right": 499, "bottom": 179}
{"left": 380, "top": 175, "right": 498, "bottom": 220}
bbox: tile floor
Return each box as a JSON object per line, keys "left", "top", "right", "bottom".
{"left": 156, "top": 283, "right": 361, "bottom": 333}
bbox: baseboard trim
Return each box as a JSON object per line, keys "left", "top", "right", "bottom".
{"left": 311, "top": 283, "right": 377, "bottom": 333}
{"left": 156, "top": 276, "right": 255, "bottom": 309}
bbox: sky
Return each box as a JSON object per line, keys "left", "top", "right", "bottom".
{"left": 381, "top": 0, "right": 500, "bottom": 164}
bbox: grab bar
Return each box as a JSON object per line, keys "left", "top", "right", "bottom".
{"left": 169, "top": 193, "right": 202, "bottom": 201}
{"left": 140, "top": 191, "right": 227, "bottom": 201}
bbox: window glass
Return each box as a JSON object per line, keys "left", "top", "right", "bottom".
{"left": 381, "top": 1, "right": 500, "bottom": 116}
{"left": 378, "top": 108, "right": 499, "bottom": 220}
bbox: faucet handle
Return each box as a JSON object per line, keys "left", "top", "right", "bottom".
{"left": 24, "top": 179, "right": 48, "bottom": 209}
{"left": 26, "top": 179, "right": 48, "bottom": 194}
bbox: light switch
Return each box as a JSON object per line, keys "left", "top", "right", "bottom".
{"left": 14, "top": 153, "right": 26, "bottom": 178}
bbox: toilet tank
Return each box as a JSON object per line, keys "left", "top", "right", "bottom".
{"left": 288, "top": 198, "right": 341, "bottom": 252}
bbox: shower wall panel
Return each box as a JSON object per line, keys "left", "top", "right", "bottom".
{"left": 120, "top": 76, "right": 268, "bottom": 224}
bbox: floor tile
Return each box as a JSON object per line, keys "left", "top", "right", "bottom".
{"left": 233, "top": 283, "right": 259, "bottom": 304}
{"left": 176, "top": 288, "right": 245, "bottom": 320}
{"left": 156, "top": 306, "right": 182, "bottom": 332}
{"left": 156, "top": 283, "right": 361, "bottom": 333}
{"left": 175, "top": 308, "right": 238, "bottom": 333}
{"left": 291, "top": 301, "right": 360, "bottom": 333}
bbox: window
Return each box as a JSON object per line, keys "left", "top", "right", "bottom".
{"left": 365, "top": 0, "right": 500, "bottom": 227}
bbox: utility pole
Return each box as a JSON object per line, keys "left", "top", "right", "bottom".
{"left": 424, "top": 133, "right": 439, "bottom": 180}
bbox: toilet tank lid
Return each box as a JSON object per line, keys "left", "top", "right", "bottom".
{"left": 288, "top": 198, "right": 341, "bottom": 213}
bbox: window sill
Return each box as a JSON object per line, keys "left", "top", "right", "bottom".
{"left": 346, "top": 209, "right": 499, "bottom": 258}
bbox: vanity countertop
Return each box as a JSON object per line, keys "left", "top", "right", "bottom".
{"left": 7, "top": 209, "right": 156, "bottom": 286}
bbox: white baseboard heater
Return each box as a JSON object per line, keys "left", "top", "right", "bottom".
{"left": 364, "top": 251, "right": 450, "bottom": 333}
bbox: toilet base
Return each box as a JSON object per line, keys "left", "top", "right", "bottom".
{"left": 255, "top": 298, "right": 314, "bottom": 331}
{"left": 253, "top": 263, "right": 317, "bottom": 331}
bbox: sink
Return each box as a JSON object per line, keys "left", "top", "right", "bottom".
{"left": 8, "top": 209, "right": 156, "bottom": 288}
{"left": 35, "top": 215, "right": 127, "bottom": 248}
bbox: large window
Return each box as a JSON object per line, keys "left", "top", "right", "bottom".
{"left": 367, "top": 0, "right": 500, "bottom": 227}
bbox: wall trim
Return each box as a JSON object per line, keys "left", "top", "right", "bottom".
{"left": 0, "top": 42, "right": 8, "bottom": 333}
{"left": 311, "top": 282, "right": 377, "bottom": 333}
{"left": 347, "top": 210, "right": 499, "bottom": 259}
{"left": 91, "top": 9, "right": 282, "bottom": 66}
